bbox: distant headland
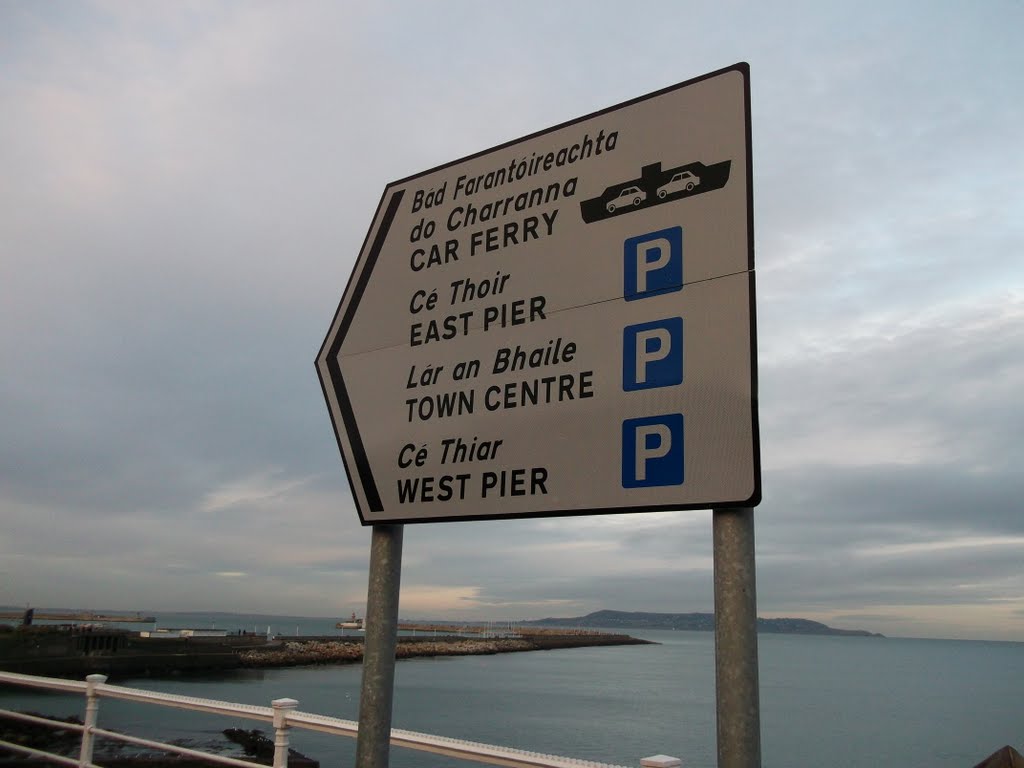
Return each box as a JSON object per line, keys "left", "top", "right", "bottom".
{"left": 524, "top": 610, "right": 884, "bottom": 637}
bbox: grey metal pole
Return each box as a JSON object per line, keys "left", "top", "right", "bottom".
{"left": 356, "top": 524, "right": 404, "bottom": 768}
{"left": 713, "top": 507, "right": 761, "bottom": 768}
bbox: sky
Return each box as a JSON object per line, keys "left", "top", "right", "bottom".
{"left": 1, "top": 1, "right": 1022, "bottom": 642}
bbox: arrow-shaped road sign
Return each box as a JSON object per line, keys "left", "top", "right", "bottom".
{"left": 317, "top": 63, "right": 759, "bottom": 525}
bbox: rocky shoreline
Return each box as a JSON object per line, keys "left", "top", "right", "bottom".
{"left": 240, "top": 632, "right": 654, "bottom": 668}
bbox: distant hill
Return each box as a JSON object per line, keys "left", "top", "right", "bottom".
{"left": 524, "top": 610, "right": 883, "bottom": 637}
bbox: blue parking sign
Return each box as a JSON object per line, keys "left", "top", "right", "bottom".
{"left": 623, "top": 317, "right": 683, "bottom": 391}
{"left": 624, "top": 226, "right": 683, "bottom": 300}
{"left": 622, "top": 414, "right": 685, "bottom": 488}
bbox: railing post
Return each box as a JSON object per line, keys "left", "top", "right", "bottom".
{"left": 272, "top": 698, "right": 299, "bottom": 768}
{"left": 79, "top": 674, "right": 107, "bottom": 768}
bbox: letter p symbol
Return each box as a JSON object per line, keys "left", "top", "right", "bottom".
{"left": 625, "top": 226, "right": 683, "bottom": 300}
{"left": 623, "top": 317, "right": 683, "bottom": 391}
{"left": 622, "top": 414, "right": 684, "bottom": 488}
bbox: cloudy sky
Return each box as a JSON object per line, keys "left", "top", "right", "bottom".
{"left": 2, "top": 2, "right": 1022, "bottom": 641}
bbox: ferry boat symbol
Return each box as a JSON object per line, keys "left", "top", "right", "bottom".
{"left": 579, "top": 159, "right": 730, "bottom": 223}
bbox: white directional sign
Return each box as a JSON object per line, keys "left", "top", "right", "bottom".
{"left": 317, "top": 63, "right": 760, "bottom": 524}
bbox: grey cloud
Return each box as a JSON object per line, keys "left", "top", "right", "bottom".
{"left": 765, "top": 462, "right": 1024, "bottom": 535}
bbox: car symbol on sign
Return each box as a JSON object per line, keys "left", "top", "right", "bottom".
{"left": 657, "top": 170, "right": 700, "bottom": 199}
{"left": 606, "top": 186, "right": 646, "bottom": 213}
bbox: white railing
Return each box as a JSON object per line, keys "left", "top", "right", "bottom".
{"left": 0, "top": 670, "right": 668, "bottom": 768}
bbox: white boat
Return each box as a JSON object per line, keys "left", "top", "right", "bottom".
{"left": 336, "top": 613, "right": 364, "bottom": 630}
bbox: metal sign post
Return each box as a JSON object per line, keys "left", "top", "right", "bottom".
{"left": 355, "top": 524, "right": 404, "bottom": 768}
{"left": 713, "top": 507, "right": 761, "bottom": 768}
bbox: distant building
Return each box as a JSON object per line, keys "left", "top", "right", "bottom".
{"left": 139, "top": 628, "right": 230, "bottom": 638}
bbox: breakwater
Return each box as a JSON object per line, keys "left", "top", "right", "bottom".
{"left": 240, "top": 633, "right": 653, "bottom": 668}
{"left": 0, "top": 625, "right": 653, "bottom": 679}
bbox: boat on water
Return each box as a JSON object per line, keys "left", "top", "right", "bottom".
{"left": 335, "top": 613, "right": 365, "bottom": 630}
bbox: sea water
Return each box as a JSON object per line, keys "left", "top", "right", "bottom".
{"left": 2, "top": 613, "right": 1022, "bottom": 768}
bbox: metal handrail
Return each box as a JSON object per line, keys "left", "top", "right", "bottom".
{"left": 0, "top": 670, "right": 639, "bottom": 768}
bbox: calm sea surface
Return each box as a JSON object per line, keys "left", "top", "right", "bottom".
{"left": 2, "top": 612, "right": 1022, "bottom": 768}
